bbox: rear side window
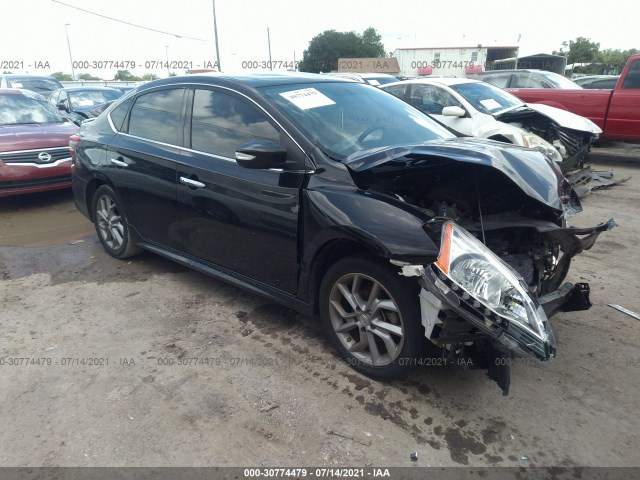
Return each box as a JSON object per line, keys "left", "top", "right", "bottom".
{"left": 190, "top": 89, "right": 279, "bottom": 158}
{"left": 110, "top": 98, "right": 133, "bottom": 131}
{"left": 511, "top": 74, "right": 547, "bottom": 88}
{"left": 128, "top": 88, "right": 184, "bottom": 144}
{"left": 383, "top": 84, "right": 408, "bottom": 99}
{"left": 482, "top": 74, "right": 511, "bottom": 89}
{"left": 622, "top": 60, "right": 640, "bottom": 89}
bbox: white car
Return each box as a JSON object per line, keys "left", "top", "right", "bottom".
{"left": 381, "top": 78, "right": 602, "bottom": 172}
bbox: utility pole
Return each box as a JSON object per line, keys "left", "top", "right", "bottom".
{"left": 267, "top": 27, "right": 272, "bottom": 71}
{"left": 165, "top": 45, "right": 170, "bottom": 77}
{"left": 514, "top": 33, "right": 522, "bottom": 69}
{"left": 64, "top": 24, "right": 76, "bottom": 80}
{"left": 212, "top": 0, "right": 221, "bottom": 71}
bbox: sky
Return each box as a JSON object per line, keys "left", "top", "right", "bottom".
{"left": 1, "top": 0, "right": 636, "bottom": 79}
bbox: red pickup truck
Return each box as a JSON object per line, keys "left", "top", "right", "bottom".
{"left": 506, "top": 55, "right": 640, "bottom": 141}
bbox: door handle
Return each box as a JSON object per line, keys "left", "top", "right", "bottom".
{"left": 110, "top": 157, "right": 128, "bottom": 168}
{"left": 180, "top": 176, "right": 206, "bottom": 189}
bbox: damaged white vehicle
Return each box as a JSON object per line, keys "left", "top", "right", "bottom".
{"left": 381, "top": 78, "right": 602, "bottom": 173}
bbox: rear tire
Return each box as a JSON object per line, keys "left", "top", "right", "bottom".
{"left": 92, "top": 185, "right": 142, "bottom": 259}
{"left": 319, "top": 256, "right": 425, "bottom": 380}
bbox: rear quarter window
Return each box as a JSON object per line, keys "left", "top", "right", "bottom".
{"left": 127, "top": 88, "right": 185, "bottom": 144}
{"left": 109, "top": 98, "right": 133, "bottom": 131}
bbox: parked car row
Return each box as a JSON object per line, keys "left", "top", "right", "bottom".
{"left": 68, "top": 72, "right": 614, "bottom": 394}
{"left": 0, "top": 74, "right": 64, "bottom": 97}
{"left": 503, "top": 54, "right": 640, "bottom": 141}
{"left": 0, "top": 88, "right": 78, "bottom": 197}
{"left": 48, "top": 86, "right": 124, "bottom": 124}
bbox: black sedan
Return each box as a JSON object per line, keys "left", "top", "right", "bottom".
{"left": 71, "top": 73, "right": 614, "bottom": 394}
{"left": 49, "top": 86, "right": 124, "bottom": 124}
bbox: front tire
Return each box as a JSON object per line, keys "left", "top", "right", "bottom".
{"left": 319, "top": 257, "right": 425, "bottom": 380}
{"left": 92, "top": 185, "right": 142, "bottom": 259}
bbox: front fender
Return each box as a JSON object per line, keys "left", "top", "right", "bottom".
{"left": 302, "top": 188, "right": 439, "bottom": 266}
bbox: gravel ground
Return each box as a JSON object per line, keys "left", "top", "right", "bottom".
{"left": 0, "top": 161, "right": 638, "bottom": 469}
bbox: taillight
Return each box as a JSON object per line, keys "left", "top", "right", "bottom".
{"left": 69, "top": 134, "right": 80, "bottom": 164}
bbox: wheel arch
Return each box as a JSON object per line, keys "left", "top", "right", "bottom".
{"left": 306, "top": 237, "right": 385, "bottom": 314}
{"left": 85, "top": 173, "right": 115, "bottom": 222}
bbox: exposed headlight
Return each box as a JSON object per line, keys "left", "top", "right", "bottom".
{"left": 522, "top": 132, "right": 563, "bottom": 163}
{"left": 434, "top": 222, "right": 554, "bottom": 360}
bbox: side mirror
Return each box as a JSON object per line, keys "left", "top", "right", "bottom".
{"left": 442, "top": 106, "right": 466, "bottom": 117}
{"left": 56, "top": 101, "right": 68, "bottom": 111}
{"left": 236, "top": 140, "right": 287, "bottom": 170}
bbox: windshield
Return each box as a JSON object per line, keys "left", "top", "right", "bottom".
{"left": 449, "top": 82, "right": 524, "bottom": 115}
{"left": 70, "top": 89, "right": 122, "bottom": 109}
{"left": 536, "top": 71, "right": 582, "bottom": 89}
{"left": 8, "top": 78, "right": 61, "bottom": 94}
{"left": 260, "top": 82, "right": 454, "bottom": 160}
{"left": 0, "top": 93, "right": 67, "bottom": 125}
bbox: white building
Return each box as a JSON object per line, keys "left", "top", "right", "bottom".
{"left": 392, "top": 45, "right": 519, "bottom": 78}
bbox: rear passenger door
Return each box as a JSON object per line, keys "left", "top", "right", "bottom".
{"left": 105, "top": 87, "right": 184, "bottom": 247}
{"left": 175, "top": 87, "right": 305, "bottom": 294}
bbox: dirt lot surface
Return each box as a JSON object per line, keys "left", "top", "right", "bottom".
{"left": 0, "top": 160, "right": 639, "bottom": 469}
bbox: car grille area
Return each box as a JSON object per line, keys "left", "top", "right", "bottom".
{"left": 0, "top": 147, "right": 71, "bottom": 165}
{"left": 556, "top": 127, "right": 588, "bottom": 157}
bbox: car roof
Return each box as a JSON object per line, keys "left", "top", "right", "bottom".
{"left": 61, "top": 86, "right": 121, "bottom": 92}
{"left": 0, "top": 88, "right": 46, "bottom": 98}
{"left": 1, "top": 74, "right": 60, "bottom": 80}
{"left": 383, "top": 77, "right": 480, "bottom": 87}
{"left": 143, "top": 72, "right": 355, "bottom": 89}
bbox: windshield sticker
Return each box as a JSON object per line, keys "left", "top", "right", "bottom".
{"left": 367, "top": 79, "right": 381, "bottom": 86}
{"left": 479, "top": 99, "right": 502, "bottom": 110}
{"left": 279, "top": 88, "right": 335, "bottom": 110}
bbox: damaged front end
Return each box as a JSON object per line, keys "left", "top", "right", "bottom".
{"left": 496, "top": 105, "right": 601, "bottom": 173}
{"left": 398, "top": 217, "right": 614, "bottom": 395}
{"left": 345, "top": 141, "right": 615, "bottom": 394}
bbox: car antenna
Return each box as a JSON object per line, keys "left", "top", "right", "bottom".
{"left": 475, "top": 166, "right": 486, "bottom": 244}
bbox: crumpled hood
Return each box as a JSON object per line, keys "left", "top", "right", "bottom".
{"left": 525, "top": 103, "right": 602, "bottom": 135}
{"left": 343, "top": 138, "right": 563, "bottom": 211}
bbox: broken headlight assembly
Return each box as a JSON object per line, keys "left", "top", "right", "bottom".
{"left": 521, "top": 132, "right": 563, "bottom": 164}
{"left": 430, "top": 221, "right": 555, "bottom": 361}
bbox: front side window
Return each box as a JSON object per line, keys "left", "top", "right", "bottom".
{"left": 409, "top": 84, "right": 462, "bottom": 114}
{"left": 190, "top": 89, "right": 279, "bottom": 158}
{"left": 128, "top": 88, "right": 184, "bottom": 144}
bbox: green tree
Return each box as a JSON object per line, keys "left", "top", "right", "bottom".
{"left": 114, "top": 70, "right": 140, "bottom": 81}
{"left": 360, "top": 27, "right": 386, "bottom": 57}
{"left": 299, "top": 27, "right": 386, "bottom": 73}
{"left": 51, "top": 72, "right": 73, "bottom": 81}
{"left": 140, "top": 73, "right": 159, "bottom": 81}
{"left": 597, "top": 48, "right": 639, "bottom": 71}
{"left": 567, "top": 37, "right": 600, "bottom": 64}
{"left": 78, "top": 73, "right": 101, "bottom": 81}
